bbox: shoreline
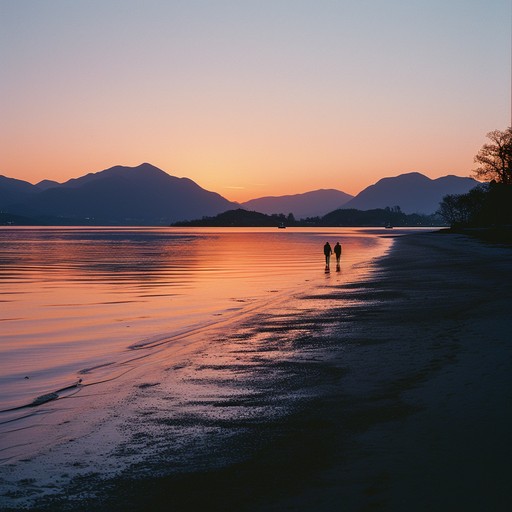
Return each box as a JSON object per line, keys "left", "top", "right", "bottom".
{"left": 1, "top": 231, "right": 511, "bottom": 511}
{"left": 265, "top": 230, "right": 512, "bottom": 511}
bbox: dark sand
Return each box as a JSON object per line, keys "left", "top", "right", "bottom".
{"left": 2, "top": 232, "right": 511, "bottom": 511}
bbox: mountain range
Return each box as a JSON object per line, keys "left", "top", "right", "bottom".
{"left": 0, "top": 163, "right": 479, "bottom": 225}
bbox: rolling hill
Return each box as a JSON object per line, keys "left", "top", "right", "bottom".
{"left": 241, "top": 189, "right": 353, "bottom": 219}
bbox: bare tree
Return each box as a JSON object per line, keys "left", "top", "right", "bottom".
{"left": 473, "top": 128, "right": 512, "bottom": 185}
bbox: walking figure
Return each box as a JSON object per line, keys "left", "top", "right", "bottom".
{"left": 334, "top": 242, "right": 342, "bottom": 270}
{"left": 323, "top": 242, "right": 333, "bottom": 269}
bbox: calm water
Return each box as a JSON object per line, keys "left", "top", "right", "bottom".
{"left": 0, "top": 227, "right": 402, "bottom": 415}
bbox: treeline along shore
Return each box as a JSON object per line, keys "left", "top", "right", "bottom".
{"left": 171, "top": 207, "right": 443, "bottom": 227}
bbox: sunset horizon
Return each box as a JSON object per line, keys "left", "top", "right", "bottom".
{"left": 2, "top": 0, "right": 509, "bottom": 203}
{"left": 3, "top": 159, "right": 479, "bottom": 203}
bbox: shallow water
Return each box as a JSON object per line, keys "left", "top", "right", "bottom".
{"left": 0, "top": 227, "right": 402, "bottom": 415}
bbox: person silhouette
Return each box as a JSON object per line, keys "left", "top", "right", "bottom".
{"left": 323, "top": 242, "right": 333, "bottom": 269}
{"left": 334, "top": 242, "right": 342, "bottom": 265}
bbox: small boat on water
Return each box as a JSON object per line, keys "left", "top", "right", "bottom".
{"left": 385, "top": 223, "right": 393, "bottom": 229}
{"left": 278, "top": 222, "right": 286, "bottom": 229}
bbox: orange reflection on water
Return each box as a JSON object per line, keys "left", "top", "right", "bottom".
{"left": 0, "top": 226, "right": 398, "bottom": 412}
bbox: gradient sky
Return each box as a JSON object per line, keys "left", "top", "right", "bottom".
{"left": 1, "top": 0, "right": 510, "bottom": 202}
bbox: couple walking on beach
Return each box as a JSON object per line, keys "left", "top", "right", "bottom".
{"left": 324, "top": 241, "right": 342, "bottom": 271}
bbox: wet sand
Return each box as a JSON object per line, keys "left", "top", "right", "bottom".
{"left": 258, "top": 231, "right": 512, "bottom": 512}
{"left": 2, "top": 231, "right": 511, "bottom": 511}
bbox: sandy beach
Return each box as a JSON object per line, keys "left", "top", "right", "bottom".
{"left": 1, "top": 231, "right": 511, "bottom": 511}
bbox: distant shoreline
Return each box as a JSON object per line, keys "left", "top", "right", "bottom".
{"left": 1, "top": 207, "right": 444, "bottom": 228}
{"left": 439, "top": 226, "right": 512, "bottom": 245}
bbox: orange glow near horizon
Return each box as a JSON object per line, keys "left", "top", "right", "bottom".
{"left": 0, "top": 122, "right": 485, "bottom": 203}
{"left": 0, "top": 55, "right": 497, "bottom": 202}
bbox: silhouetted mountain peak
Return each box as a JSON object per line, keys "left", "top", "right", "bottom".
{"left": 60, "top": 163, "right": 172, "bottom": 189}
{"left": 3, "top": 163, "right": 237, "bottom": 225}
{"left": 106, "top": 163, "right": 168, "bottom": 178}
{"left": 36, "top": 179, "right": 61, "bottom": 190}
{"left": 344, "top": 172, "right": 478, "bottom": 214}
{"left": 372, "top": 172, "right": 430, "bottom": 187}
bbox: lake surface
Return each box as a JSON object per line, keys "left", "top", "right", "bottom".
{"left": 0, "top": 227, "right": 403, "bottom": 416}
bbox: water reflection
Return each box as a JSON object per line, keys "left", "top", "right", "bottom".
{"left": 0, "top": 227, "right": 398, "bottom": 413}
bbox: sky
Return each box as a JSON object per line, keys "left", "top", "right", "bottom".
{"left": 1, "top": 0, "right": 510, "bottom": 202}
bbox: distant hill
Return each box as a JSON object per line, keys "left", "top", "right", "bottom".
{"left": 343, "top": 172, "right": 478, "bottom": 214}
{"left": 4, "top": 163, "right": 238, "bottom": 225}
{"left": 0, "top": 175, "right": 39, "bottom": 206}
{"left": 173, "top": 208, "right": 293, "bottom": 227}
{"left": 241, "top": 189, "right": 353, "bottom": 219}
